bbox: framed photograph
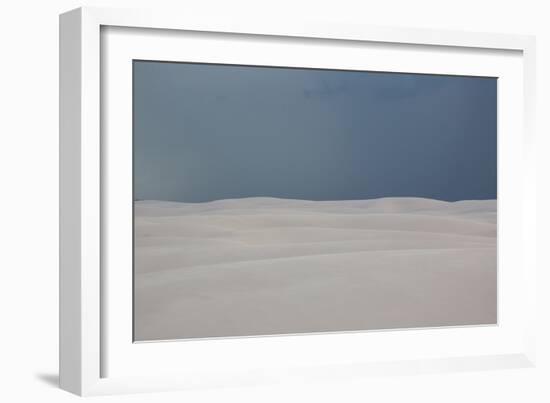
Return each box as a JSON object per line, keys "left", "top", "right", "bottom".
{"left": 60, "top": 7, "right": 537, "bottom": 396}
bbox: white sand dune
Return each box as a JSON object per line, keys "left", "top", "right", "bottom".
{"left": 134, "top": 197, "right": 497, "bottom": 341}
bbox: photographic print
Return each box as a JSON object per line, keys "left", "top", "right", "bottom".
{"left": 133, "top": 61, "right": 497, "bottom": 341}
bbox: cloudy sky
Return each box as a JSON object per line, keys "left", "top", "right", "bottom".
{"left": 133, "top": 61, "right": 497, "bottom": 202}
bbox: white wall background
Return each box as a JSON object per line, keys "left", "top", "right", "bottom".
{"left": 0, "top": 0, "right": 548, "bottom": 401}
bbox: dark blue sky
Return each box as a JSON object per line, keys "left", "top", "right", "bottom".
{"left": 133, "top": 61, "right": 496, "bottom": 202}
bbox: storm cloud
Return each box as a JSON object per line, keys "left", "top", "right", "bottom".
{"left": 133, "top": 61, "right": 496, "bottom": 202}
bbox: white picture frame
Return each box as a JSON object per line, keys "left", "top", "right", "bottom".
{"left": 59, "top": 6, "right": 537, "bottom": 396}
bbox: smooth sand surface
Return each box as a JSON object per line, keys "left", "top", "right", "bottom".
{"left": 134, "top": 197, "right": 497, "bottom": 341}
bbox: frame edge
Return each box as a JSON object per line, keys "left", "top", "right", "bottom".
{"left": 59, "top": 7, "right": 83, "bottom": 396}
